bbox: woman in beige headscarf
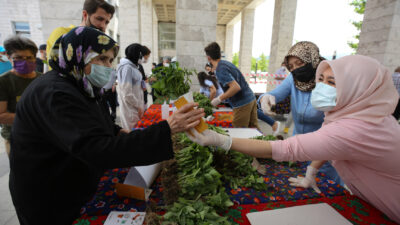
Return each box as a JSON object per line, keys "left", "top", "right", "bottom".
{"left": 187, "top": 55, "right": 400, "bottom": 223}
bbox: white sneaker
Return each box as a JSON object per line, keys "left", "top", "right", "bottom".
{"left": 273, "top": 121, "right": 282, "bottom": 136}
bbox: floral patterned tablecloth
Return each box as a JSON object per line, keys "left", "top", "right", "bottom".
{"left": 136, "top": 104, "right": 233, "bottom": 128}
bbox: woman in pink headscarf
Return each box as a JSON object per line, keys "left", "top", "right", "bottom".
{"left": 187, "top": 55, "right": 400, "bottom": 223}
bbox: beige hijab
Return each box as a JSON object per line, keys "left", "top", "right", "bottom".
{"left": 316, "top": 55, "right": 399, "bottom": 125}
{"left": 284, "top": 41, "right": 325, "bottom": 92}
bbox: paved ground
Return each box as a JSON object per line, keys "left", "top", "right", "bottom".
{"left": 0, "top": 94, "right": 293, "bottom": 225}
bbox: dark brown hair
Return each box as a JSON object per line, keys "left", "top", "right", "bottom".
{"left": 204, "top": 42, "right": 221, "bottom": 60}
{"left": 197, "top": 72, "right": 219, "bottom": 88}
{"left": 395, "top": 67, "right": 400, "bottom": 73}
{"left": 83, "top": 0, "right": 115, "bottom": 18}
{"left": 141, "top": 45, "right": 151, "bottom": 56}
{"left": 4, "top": 35, "right": 38, "bottom": 56}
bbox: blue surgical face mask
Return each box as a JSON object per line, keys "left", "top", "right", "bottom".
{"left": 86, "top": 64, "right": 113, "bottom": 88}
{"left": 311, "top": 82, "right": 337, "bottom": 112}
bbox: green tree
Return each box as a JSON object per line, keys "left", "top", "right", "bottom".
{"left": 258, "top": 53, "right": 269, "bottom": 72}
{"left": 251, "top": 57, "right": 257, "bottom": 72}
{"left": 232, "top": 52, "right": 239, "bottom": 67}
{"left": 348, "top": 0, "right": 366, "bottom": 52}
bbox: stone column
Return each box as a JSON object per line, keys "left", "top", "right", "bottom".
{"left": 216, "top": 25, "right": 226, "bottom": 56}
{"left": 139, "top": 0, "right": 154, "bottom": 74}
{"left": 357, "top": 0, "right": 400, "bottom": 72}
{"left": 176, "top": 0, "right": 218, "bottom": 91}
{"left": 152, "top": 7, "right": 159, "bottom": 64}
{"left": 119, "top": 0, "right": 140, "bottom": 61}
{"left": 225, "top": 24, "right": 234, "bottom": 62}
{"left": 238, "top": 8, "right": 255, "bottom": 75}
{"left": 268, "top": 0, "right": 297, "bottom": 74}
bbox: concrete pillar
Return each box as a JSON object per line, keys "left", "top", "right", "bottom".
{"left": 139, "top": 0, "right": 154, "bottom": 74}
{"left": 216, "top": 25, "right": 226, "bottom": 56}
{"left": 357, "top": 0, "right": 400, "bottom": 72}
{"left": 152, "top": 7, "right": 159, "bottom": 64}
{"left": 225, "top": 24, "right": 234, "bottom": 62}
{"left": 175, "top": 0, "right": 218, "bottom": 91}
{"left": 119, "top": 0, "right": 140, "bottom": 61}
{"left": 238, "top": 8, "right": 255, "bottom": 75}
{"left": 268, "top": 0, "right": 297, "bottom": 74}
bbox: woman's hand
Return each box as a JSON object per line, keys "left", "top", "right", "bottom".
{"left": 166, "top": 102, "right": 205, "bottom": 134}
{"left": 185, "top": 129, "right": 232, "bottom": 151}
{"left": 288, "top": 166, "right": 321, "bottom": 194}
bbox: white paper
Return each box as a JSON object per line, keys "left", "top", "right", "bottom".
{"left": 124, "top": 163, "right": 161, "bottom": 189}
{"left": 104, "top": 211, "right": 145, "bottom": 225}
{"left": 225, "top": 128, "right": 263, "bottom": 139}
{"left": 249, "top": 83, "right": 267, "bottom": 94}
{"left": 246, "top": 203, "right": 352, "bottom": 225}
{"left": 182, "top": 91, "right": 194, "bottom": 102}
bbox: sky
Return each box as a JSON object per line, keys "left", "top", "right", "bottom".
{"left": 232, "top": 0, "right": 364, "bottom": 59}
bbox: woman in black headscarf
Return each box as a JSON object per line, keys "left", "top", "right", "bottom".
{"left": 9, "top": 27, "right": 204, "bottom": 225}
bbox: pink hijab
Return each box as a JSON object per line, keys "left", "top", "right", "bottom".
{"left": 316, "top": 55, "right": 399, "bottom": 125}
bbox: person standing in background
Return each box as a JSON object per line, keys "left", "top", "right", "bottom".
{"left": 197, "top": 71, "right": 223, "bottom": 100}
{"left": 0, "top": 46, "right": 12, "bottom": 75}
{"left": 45, "top": 0, "right": 115, "bottom": 68}
{"left": 0, "top": 36, "right": 41, "bottom": 157}
{"left": 137, "top": 45, "right": 151, "bottom": 106}
{"left": 35, "top": 44, "right": 46, "bottom": 73}
{"left": 117, "top": 43, "right": 145, "bottom": 130}
{"left": 392, "top": 67, "right": 400, "bottom": 120}
{"left": 204, "top": 42, "right": 265, "bottom": 174}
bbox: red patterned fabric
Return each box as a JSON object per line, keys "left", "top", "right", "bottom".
{"left": 74, "top": 195, "right": 398, "bottom": 225}
{"left": 136, "top": 104, "right": 233, "bottom": 128}
{"left": 226, "top": 194, "right": 398, "bottom": 225}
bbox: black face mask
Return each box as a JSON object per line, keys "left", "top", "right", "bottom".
{"left": 291, "top": 63, "right": 316, "bottom": 82}
{"left": 208, "top": 71, "right": 214, "bottom": 76}
{"left": 86, "top": 17, "right": 102, "bottom": 31}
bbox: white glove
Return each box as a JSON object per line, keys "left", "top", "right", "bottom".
{"left": 206, "top": 115, "right": 214, "bottom": 121}
{"left": 260, "top": 94, "right": 276, "bottom": 116}
{"left": 288, "top": 166, "right": 321, "bottom": 194}
{"left": 185, "top": 129, "right": 232, "bottom": 151}
{"left": 211, "top": 96, "right": 222, "bottom": 107}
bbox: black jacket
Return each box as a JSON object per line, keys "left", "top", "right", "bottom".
{"left": 9, "top": 70, "right": 173, "bottom": 225}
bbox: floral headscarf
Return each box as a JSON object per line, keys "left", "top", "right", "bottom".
{"left": 284, "top": 41, "right": 324, "bottom": 92}
{"left": 49, "top": 26, "right": 118, "bottom": 97}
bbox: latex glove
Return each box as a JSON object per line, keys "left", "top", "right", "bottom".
{"left": 186, "top": 129, "right": 232, "bottom": 151}
{"left": 211, "top": 96, "right": 222, "bottom": 107}
{"left": 260, "top": 94, "right": 276, "bottom": 116}
{"left": 288, "top": 166, "right": 321, "bottom": 194}
{"left": 206, "top": 115, "right": 214, "bottom": 121}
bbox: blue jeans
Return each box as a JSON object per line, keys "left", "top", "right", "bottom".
{"left": 257, "top": 109, "right": 275, "bottom": 127}
{"left": 316, "top": 161, "right": 344, "bottom": 186}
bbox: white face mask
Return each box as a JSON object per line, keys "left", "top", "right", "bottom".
{"left": 143, "top": 58, "right": 148, "bottom": 64}
{"left": 311, "top": 82, "right": 337, "bottom": 112}
{"left": 0, "top": 55, "right": 9, "bottom": 62}
{"left": 163, "top": 63, "right": 170, "bottom": 67}
{"left": 138, "top": 58, "right": 143, "bottom": 65}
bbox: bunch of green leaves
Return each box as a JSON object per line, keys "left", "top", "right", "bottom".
{"left": 163, "top": 197, "right": 230, "bottom": 225}
{"left": 251, "top": 135, "right": 276, "bottom": 141}
{"left": 176, "top": 143, "right": 223, "bottom": 198}
{"left": 150, "top": 62, "right": 194, "bottom": 103}
{"left": 193, "top": 92, "right": 214, "bottom": 117}
{"left": 212, "top": 150, "right": 267, "bottom": 190}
